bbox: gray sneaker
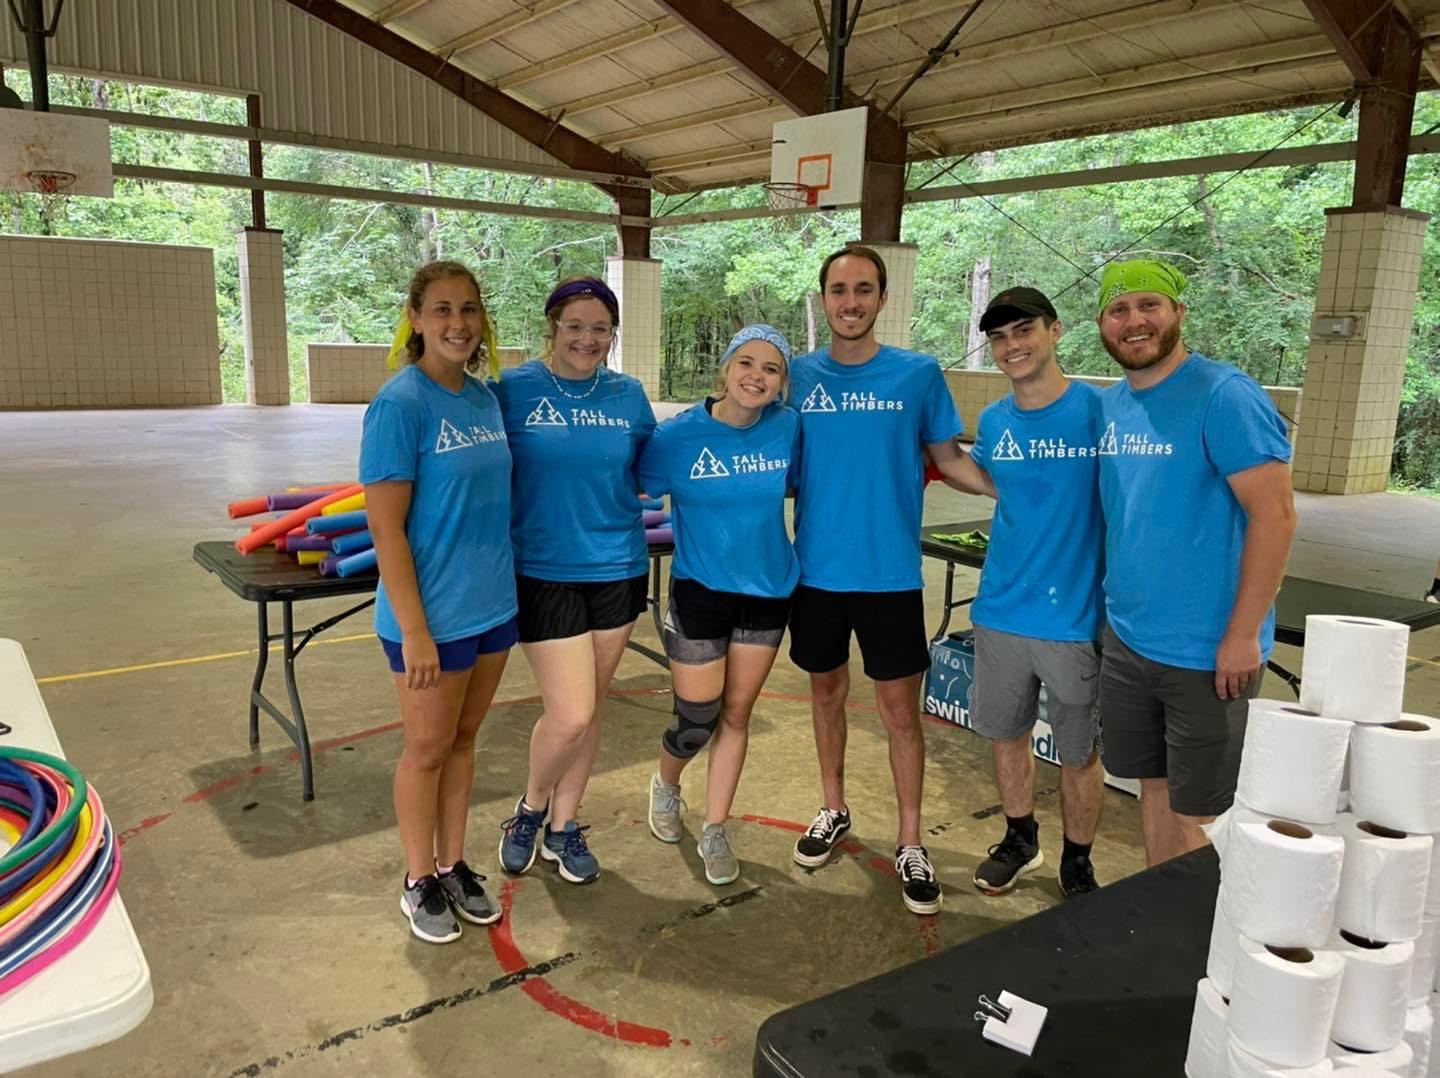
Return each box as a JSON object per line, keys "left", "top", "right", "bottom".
{"left": 698, "top": 822, "right": 739, "bottom": 886}
{"left": 436, "top": 861, "right": 501, "bottom": 925}
{"left": 400, "top": 875, "right": 461, "bottom": 944}
{"left": 648, "top": 772, "right": 684, "bottom": 844}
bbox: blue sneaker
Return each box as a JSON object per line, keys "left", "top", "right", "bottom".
{"left": 541, "top": 821, "right": 600, "bottom": 884}
{"left": 498, "top": 797, "right": 546, "bottom": 875}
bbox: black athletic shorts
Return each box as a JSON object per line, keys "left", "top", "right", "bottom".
{"left": 515, "top": 573, "right": 648, "bottom": 644}
{"left": 664, "top": 577, "right": 791, "bottom": 663}
{"left": 788, "top": 585, "right": 929, "bottom": 682}
{"left": 1098, "top": 623, "right": 1260, "bottom": 817}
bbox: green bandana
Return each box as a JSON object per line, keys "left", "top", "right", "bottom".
{"left": 1097, "top": 259, "right": 1187, "bottom": 313}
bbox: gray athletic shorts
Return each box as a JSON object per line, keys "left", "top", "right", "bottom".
{"left": 970, "top": 625, "right": 1101, "bottom": 766}
{"left": 1098, "top": 623, "right": 1259, "bottom": 818}
{"left": 661, "top": 578, "right": 789, "bottom": 666}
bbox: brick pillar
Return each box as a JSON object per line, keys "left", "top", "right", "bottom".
{"left": 865, "top": 241, "right": 918, "bottom": 350}
{"left": 1292, "top": 207, "right": 1430, "bottom": 494}
{"left": 605, "top": 256, "right": 661, "bottom": 398}
{"left": 238, "top": 227, "right": 290, "bottom": 406}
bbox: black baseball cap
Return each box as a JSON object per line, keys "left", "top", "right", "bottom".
{"left": 978, "top": 287, "right": 1058, "bottom": 332}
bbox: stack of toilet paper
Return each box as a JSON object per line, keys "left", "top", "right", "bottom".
{"left": 1186, "top": 615, "right": 1440, "bottom": 1078}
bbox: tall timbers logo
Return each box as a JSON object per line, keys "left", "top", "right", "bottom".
{"left": 800, "top": 383, "right": 836, "bottom": 413}
{"left": 991, "top": 429, "right": 1025, "bottom": 461}
{"left": 525, "top": 398, "right": 567, "bottom": 426}
{"left": 1096, "top": 420, "right": 1173, "bottom": 456}
{"left": 690, "top": 447, "right": 731, "bottom": 479}
{"left": 435, "top": 417, "right": 503, "bottom": 454}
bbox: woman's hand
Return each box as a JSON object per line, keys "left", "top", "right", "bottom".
{"left": 403, "top": 631, "right": 442, "bottom": 690}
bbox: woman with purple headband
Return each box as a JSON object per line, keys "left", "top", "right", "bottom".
{"left": 636, "top": 324, "right": 801, "bottom": 886}
{"left": 491, "top": 275, "right": 656, "bottom": 885}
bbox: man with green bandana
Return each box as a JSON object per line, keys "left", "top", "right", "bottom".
{"left": 1093, "top": 259, "right": 1296, "bottom": 868}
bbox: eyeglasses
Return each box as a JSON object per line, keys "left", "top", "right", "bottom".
{"left": 559, "top": 321, "right": 615, "bottom": 340}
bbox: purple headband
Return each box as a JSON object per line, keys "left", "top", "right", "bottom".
{"left": 544, "top": 278, "right": 618, "bottom": 316}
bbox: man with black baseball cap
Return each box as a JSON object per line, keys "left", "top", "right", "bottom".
{"left": 959, "top": 286, "right": 1108, "bottom": 898}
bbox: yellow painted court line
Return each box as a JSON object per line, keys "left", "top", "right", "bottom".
{"left": 36, "top": 633, "right": 374, "bottom": 685}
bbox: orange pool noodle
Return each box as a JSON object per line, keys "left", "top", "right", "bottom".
{"left": 227, "top": 496, "right": 269, "bottom": 519}
{"left": 235, "top": 483, "right": 363, "bottom": 554}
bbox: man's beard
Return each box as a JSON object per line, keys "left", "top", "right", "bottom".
{"left": 1102, "top": 321, "right": 1182, "bottom": 370}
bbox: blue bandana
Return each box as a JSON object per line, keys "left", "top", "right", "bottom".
{"left": 721, "top": 324, "right": 792, "bottom": 365}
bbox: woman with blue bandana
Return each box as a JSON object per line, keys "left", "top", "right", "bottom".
{"left": 491, "top": 276, "right": 657, "bottom": 885}
{"left": 636, "top": 325, "right": 801, "bottom": 886}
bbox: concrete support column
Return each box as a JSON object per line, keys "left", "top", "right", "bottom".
{"left": 238, "top": 227, "right": 290, "bottom": 406}
{"left": 605, "top": 256, "right": 661, "bottom": 398}
{"left": 1292, "top": 206, "right": 1430, "bottom": 494}
{"left": 865, "top": 241, "right": 918, "bottom": 350}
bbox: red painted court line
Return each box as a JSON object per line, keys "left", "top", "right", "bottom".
{"left": 117, "top": 812, "right": 173, "bottom": 846}
{"left": 182, "top": 765, "right": 270, "bottom": 804}
{"left": 489, "top": 879, "right": 680, "bottom": 1049}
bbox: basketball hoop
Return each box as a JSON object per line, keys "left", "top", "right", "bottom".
{"left": 24, "top": 169, "right": 78, "bottom": 197}
{"left": 763, "top": 182, "right": 817, "bottom": 212}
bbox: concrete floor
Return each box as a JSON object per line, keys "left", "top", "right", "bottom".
{"left": 2, "top": 405, "right": 1439, "bottom": 1078}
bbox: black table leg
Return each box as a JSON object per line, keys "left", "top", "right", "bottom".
{"left": 933, "top": 562, "right": 957, "bottom": 642}
{"left": 281, "top": 600, "right": 316, "bottom": 802}
{"left": 624, "top": 551, "right": 671, "bottom": 670}
{"left": 249, "top": 602, "right": 268, "bottom": 747}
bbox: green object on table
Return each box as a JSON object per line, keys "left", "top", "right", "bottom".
{"left": 931, "top": 530, "right": 989, "bottom": 551}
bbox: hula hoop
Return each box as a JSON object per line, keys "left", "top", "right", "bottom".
{"left": 0, "top": 748, "right": 86, "bottom": 877}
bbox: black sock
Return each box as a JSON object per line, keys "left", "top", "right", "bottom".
{"left": 1062, "top": 837, "right": 1092, "bottom": 863}
{"left": 1006, "top": 814, "right": 1038, "bottom": 844}
{"left": 1431, "top": 577, "right": 1440, "bottom": 597}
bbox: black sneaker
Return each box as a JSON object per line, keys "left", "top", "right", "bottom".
{"left": 973, "top": 826, "right": 1043, "bottom": 896}
{"left": 1059, "top": 855, "right": 1100, "bottom": 898}
{"left": 793, "top": 807, "right": 851, "bottom": 868}
{"left": 896, "top": 845, "right": 943, "bottom": 915}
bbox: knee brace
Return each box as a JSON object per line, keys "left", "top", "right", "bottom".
{"left": 662, "top": 696, "right": 722, "bottom": 759}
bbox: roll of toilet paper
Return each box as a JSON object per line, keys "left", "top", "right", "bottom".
{"left": 1299, "top": 616, "right": 1408, "bottom": 724}
{"left": 1410, "top": 916, "right": 1440, "bottom": 1004}
{"left": 1320, "top": 1071, "right": 1399, "bottom": 1077}
{"left": 1221, "top": 810, "right": 1345, "bottom": 948}
{"left": 1401, "top": 1003, "right": 1432, "bottom": 1076}
{"left": 1227, "top": 1037, "right": 1336, "bottom": 1076}
{"left": 1187, "top": 978, "right": 1229, "bottom": 1078}
{"left": 1334, "top": 814, "right": 1432, "bottom": 943}
{"left": 1350, "top": 716, "right": 1440, "bottom": 836}
{"left": 1230, "top": 936, "right": 1346, "bottom": 1066}
{"left": 1210, "top": 894, "right": 1242, "bottom": 998}
{"left": 1426, "top": 839, "right": 1440, "bottom": 916}
{"left": 1236, "top": 701, "right": 1353, "bottom": 824}
{"left": 1327, "top": 1037, "right": 1412, "bottom": 1072}
{"left": 1330, "top": 933, "right": 1414, "bottom": 1052}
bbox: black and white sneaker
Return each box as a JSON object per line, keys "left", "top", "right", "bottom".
{"left": 1059, "top": 855, "right": 1100, "bottom": 898}
{"left": 973, "top": 826, "right": 1043, "bottom": 896}
{"left": 896, "top": 845, "right": 943, "bottom": 915}
{"left": 793, "top": 807, "right": 851, "bottom": 868}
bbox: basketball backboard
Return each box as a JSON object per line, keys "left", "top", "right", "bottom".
{"left": 0, "top": 111, "right": 113, "bottom": 197}
{"left": 770, "top": 107, "right": 867, "bottom": 208}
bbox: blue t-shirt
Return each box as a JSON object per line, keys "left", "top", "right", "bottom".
{"left": 790, "top": 345, "right": 963, "bottom": 591}
{"left": 971, "top": 381, "right": 1106, "bottom": 643}
{"left": 493, "top": 360, "right": 657, "bottom": 582}
{"left": 358, "top": 364, "right": 517, "bottom": 643}
{"left": 636, "top": 400, "right": 801, "bottom": 598}
{"left": 1099, "top": 354, "right": 1293, "bottom": 670}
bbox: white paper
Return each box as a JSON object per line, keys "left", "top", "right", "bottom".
{"left": 1326, "top": 1036, "right": 1413, "bottom": 1071}
{"left": 1401, "top": 1003, "right": 1431, "bottom": 1076}
{"left": 1237, "top": 701, "right": 1353, "bottom": 824}
{"left": 1221, "top": 809, "right": 1345, "bottom": 949}
{"left": 1226, "top": 1037, "right": 1335, "bottom": 1075}
{"left": 1300, "top": 615, "right": 1408, "bottom": 724}
{"left": 1334, "top": 814, "right": 1432, "bottom": 943}
{"left": 1411, "top": 916, "right": 1440, "bottom": 1005}
{"left": 1230, "top": 936, "right": 1345, "bottom": 1067}
{"left": 1350, "top": 715, "right": 1440, "bottom": 838}
{"left": 1330, "top": 933, "right": 1413, "bottom": 1052}
{"left": 1187, "top": 978, "right": 1229, "bottom": 1078}
{"left": 1210, "top": 894, "right": 1242, "bottom": 999}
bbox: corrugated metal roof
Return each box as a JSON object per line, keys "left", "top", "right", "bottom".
{"left": 0, "top": 0, "right": 564, "bottom": 174}
{"left": 5, "top": 0, "right": 1435, "bottom": 193}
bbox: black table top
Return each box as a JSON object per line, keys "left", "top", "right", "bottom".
{"left": 920, "top": 520, "right": 1440, "bottom": 646}
{"left": 753, "top": 847, "right": 1218, "bottom": 1078}
{"left": 194, "top": 538, "right": 677, "bottom": 604}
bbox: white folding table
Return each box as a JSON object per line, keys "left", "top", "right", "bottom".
{"left": 0, "top": 638, "right": 152, "bottom": 1073}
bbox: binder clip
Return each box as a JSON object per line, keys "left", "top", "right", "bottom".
{"left": 973, "top": 990, "right": 1047, "bottom": 1056}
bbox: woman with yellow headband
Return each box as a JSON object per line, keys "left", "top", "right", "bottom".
{"left": 491, "top": 274, "right": 657, "bottom": 886}
{"left": 361, "top": 260, "right": 516, "bottom": 944}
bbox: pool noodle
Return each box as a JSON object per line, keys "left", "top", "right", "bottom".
{"left": 331, "top": 530, "right": 373, "bottom": 556}
{"left": 336, "top": 547, "right": 378, "bottom": 578}
{"left": 306, "top": 510, "right": 368, "bottom": 535}
{"left": 639, "top": 497, "right": 664, "bottom": 510}
{"left": 285, "top": 534, "right": 342, "bottom": 553}
{"left": 319, "top": 554, "right": 340, "bottom": 577}
{"left": 235, "top": 484, "right": 363, "bottom": 554}
{"left": 296, "top": 550, "right": 327, "bottom": 566}
{"left": 321, "top": 492, "right": 366, "bottom": 516}
{"left": 645, "top": 526, "right": 673, "bottom": 544}
{"left": 642, "top": 509, "right": 668, "bottom": 527}
{"left": 266, "top": 491, "right": 330, "bottom": 512}
{"left": 226, "top": 496, "right": 269, "bottom": 519}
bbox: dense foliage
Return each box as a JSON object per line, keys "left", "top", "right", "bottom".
{"left": 4, "top": 73, "right": 1437, "bottom": 486}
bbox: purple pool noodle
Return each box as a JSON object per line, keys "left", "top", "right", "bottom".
{"left": 267, "top": 491, "right": 328, "bottom": 512}
{"left": 319, "top": 554, "right": 341, "bottom": 577}
{"left": 642, "top": 509, "right": 669, "bottom": 527}
{"left": 645, "top": 526, "right": 673, "bottom": 545}
{"left": 336, "top": 546, "right": 378, "bottom": 578}
{"left": 288, "top": 534, "right": 337, "bottom": 552}
{"left": 639, "top": 497, "right": 664, "bottom": 512}
{"left": 306, "top": 510, "right": 368, "bottom": 535}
